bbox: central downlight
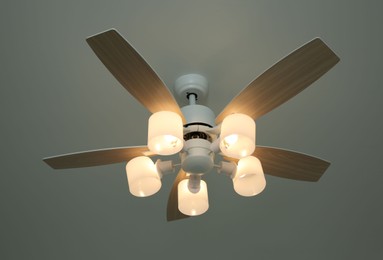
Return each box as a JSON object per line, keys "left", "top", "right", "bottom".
{"left": 178, "top": 177, "right": 209, "bottom": 216}
{"left": 178, "top": 132, "right": 213, "bottom": 217}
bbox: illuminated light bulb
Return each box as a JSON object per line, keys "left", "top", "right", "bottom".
{"left": 223, "top": 134, "right": 238, "bottom": 149}
{"left": 233, "top": 156, "right": 266, "bottom": 197}
{"left": 240, "top": 150, "right": 248, "bottom": 157}
{"left": 126, "top": 156, "right": 162, "bottom": 197}
{"left": 219, "top": 113, "right": 256, "bottom": 159}
{"left": 147, "top": 111, "right": 183, "bottom": 155}
{"left": 178, "top": 179, "right": 209, "bottom": 216}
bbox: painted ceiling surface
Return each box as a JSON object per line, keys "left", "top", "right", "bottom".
{"left": 1, "top": 1, "right": 382, "bottom": 259}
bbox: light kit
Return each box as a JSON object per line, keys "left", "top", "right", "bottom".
{"left": 43, "top": 29, "right": 339, "bottom": 221}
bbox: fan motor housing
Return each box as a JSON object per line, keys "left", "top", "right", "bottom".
{"left": 181, "top": 105, "right": 215, "bottom": 127}
{"left": 181, "top": 139, "right": 214, "bottom": 174}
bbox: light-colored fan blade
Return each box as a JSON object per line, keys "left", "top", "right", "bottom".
{"left": 86, "top": 29, "right": 185, "bottom": 122}
{"left": 224, "top": 146, "right": 330, "bottom": 182}
{"left": 216, "top": 38, "right": 340, "bottom": 124}
{"left": 43, "top": 146, "right": 153, "bottom": 169}
{"left": 167, "top": 169, "right": 190, "bottom": 221}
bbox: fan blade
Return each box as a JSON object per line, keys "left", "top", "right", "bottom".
{"left": 86, "top": 29, "right": 184, "bottom": 121}
{"left": 216, "top": 38, "right": 340, "bottom": 124}
{"left": 43, "top": 146, "right": 153, "bottom": 169}
{"left": 167, "top": 169, "right": 190, "bottom": 221}
{"left": 224, "top": 146, "right": 330, "bottom": 182}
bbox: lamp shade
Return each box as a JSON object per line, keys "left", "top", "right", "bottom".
{"left": 148, "top": 111, "right": 183, "bottom": 155}
{"left": 233, "top": 156, "right": 266, "bottom": 197}
{"left": 178, "top": 179, "right": 209, "bottom": 216}
{"left": 126, "top": 156, "right": 161, "bottom": 197}
{"left": 219, "top": 113, "right": 256, "bottom": 159}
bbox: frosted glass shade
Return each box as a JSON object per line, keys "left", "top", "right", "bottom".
{"left": 126, "top": 156, "right": 161, "bottom": 197}
{"left": 148, "top": 111, "right": 183, "bottom": 155}
{"left": 233, "top": 156, "right": 266, "bottom": 197}
{"left": 178, "top": 179, "right": 209, "bottom": 216}
{"left": 219, "top": 113, "right": 256, "bottom": 159}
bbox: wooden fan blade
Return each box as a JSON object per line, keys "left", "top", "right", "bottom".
{"left": 224, "top": 146, "right": 330, "bottom": 182}
{"left": 86, "top": 29, "right": 184, "bottom": 122}
{"left": 43, "top": 146, "right": 153, "bottom": 169}
{"left": 215, "top": 38, "right": 340, "bottom": 124}
{"left": 167, "top": 169, "right": 190, "bottom": 222}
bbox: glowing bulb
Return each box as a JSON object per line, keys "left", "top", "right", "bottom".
{"left": 148, "top": 111, "right": 183, "bottom": 155}
{"left": 164, "top": 135, "right": 178, "bottom": 146}
{"left": 219, "top": 114, "right": 256, "bottom": 159}
{"left": 178, "top": 179, "right": 209, "bottom": 216}
{"left": 232, "top": 156, "right": 266, "bottom": 197}
{"left": 223, "top": 134, "right": 238, "bottom": 149}
{"left": 126, "top": 156, "right": 162, "bottom": 197}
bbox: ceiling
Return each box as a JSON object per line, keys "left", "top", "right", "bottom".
{"left": 1, "top": 0, "right": 382, "bottom": 259}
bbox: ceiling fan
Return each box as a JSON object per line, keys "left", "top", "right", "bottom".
{"left": 43, "top": 29, "right": 340, "bottom": 221}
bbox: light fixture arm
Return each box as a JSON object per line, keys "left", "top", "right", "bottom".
{"left": 217, "top": 161, "right": 237, "bottom": 178}
{"left": 155, "top": 159, "right": 175, "bottom": 178}
{"left": 206, "top": 124, "right": 221, "bottom": 135}
{"left": 210, "top": 137, "right": 221, "bottom": 153}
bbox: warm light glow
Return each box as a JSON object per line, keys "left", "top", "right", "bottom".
{"left": 178, "top": 179, "right": 209, "bottom": 216}
{"left": 233, "top": 156, "right": 266, "bottom": 197}
{"left": 126, "top": 156, "right": 162, "bottom": 197}
{"left": 219, "top": 113, "right": 256, "bottom": 159}
{"left": 148, "top": 111, "right": 183, "bottom": 155}
{"left": 223, "top": 134, "right": 238, "bottom": 148}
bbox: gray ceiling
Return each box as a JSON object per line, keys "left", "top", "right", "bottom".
{"left": 1, "top": 0, "right": 382, "bottom": 259}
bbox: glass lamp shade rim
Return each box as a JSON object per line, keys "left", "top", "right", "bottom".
{"left": 233, "top": 156, "right": 266, "bottom": 197}
{"left": 128, "top": 176, "right": 162, "bottom": 197}
{"left": 147, "top": 111, "right": 184, "bottom": 155}
{"left": 148, "top": 135, "right": 183, "bottom": 155}
{"left": 219, "top": 113, "right": 256, "bottom": 159}
{"left": 178, "top": 179, "right": 209, "bottom": 216}
{"left": 233, "top": 174, "right": 266, "bottom": 197}
{"left": 126, "top": 156, "right": 162, "bottom": 197}
{"left": 219, "top": 135, "right": 256, "bottom": 159}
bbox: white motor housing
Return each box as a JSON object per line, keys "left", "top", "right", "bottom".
{"left": 181, "top": 139, "right": 214, "bottom": 174}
